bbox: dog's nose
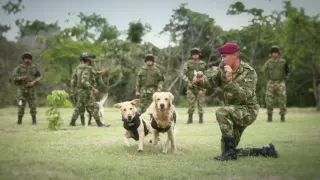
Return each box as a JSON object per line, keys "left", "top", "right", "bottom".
{"left": 160, "top": 104, "right": 165, "bottom": 109}
{"left": 127, "top": 115, "right": 132, "bottom": 121}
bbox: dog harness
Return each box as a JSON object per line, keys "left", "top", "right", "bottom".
{"left": 150, "top": 111, "right": 176, "bottom": 133}
{"left": 122, "top": 112, "right": 149, "bottom": 141}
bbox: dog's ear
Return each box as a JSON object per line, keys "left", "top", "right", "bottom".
{"left": 131, "top": 99, "right": 139, "bottom": 105}
{"left": 168, "top": 92, "right": 174, "bottom": 103}
{"left": 153, "top": 92, "right": 158, "bottom": 101}
{"left": 114, "top": 103, "right": 122, "bottom": 109}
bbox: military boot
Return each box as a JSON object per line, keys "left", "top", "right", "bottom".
{"left": 214, "top": 136, "right": 237, "bottom": 161}
{"left": 199, "top": 113, "right": 203, "bottom": 124}
{"left": 186, "top": 113, "right": 193, "bottom": 124}
{"left": 17, "top": 115, "right": 23, "bottom": 125}
{"left": 69, "top": 118, "right": 76, "bottom": 126}
{"left": 247, "top": 143, "right": 280, "bottom": 158}
{"left": 280, "top": 115, "right": 285, "bottom": 122}
{"left": 88, "top": 113, "right": 92, "bottom": 126}
{"left": 96, "top": 119, "right": 110, "bottom": 128}
{"left": 80, "top": 115, "right": 85, "bottom": 126}
{"left": 267, "top": 114, "right": 272, "bottom": 122}
{"left": 32, "top": 115, "right": 37, "bottom": 125}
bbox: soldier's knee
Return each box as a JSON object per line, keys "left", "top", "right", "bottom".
{"left": 216, "top": 107, "right": 229, "bottom": 118}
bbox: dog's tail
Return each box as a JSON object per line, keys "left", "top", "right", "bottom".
{"left": 98, "top": 93, "right": 108, "bottom": 106}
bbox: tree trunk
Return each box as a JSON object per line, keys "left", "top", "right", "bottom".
{"left": 312, "top": 49, "right": 319, "bottom": 110}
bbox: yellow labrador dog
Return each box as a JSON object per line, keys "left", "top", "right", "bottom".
{"left": 114, "top": 99, "right": 151, "bottom": 152}
{"left": 143, "top": 92, "right": 177, "bottom": 153}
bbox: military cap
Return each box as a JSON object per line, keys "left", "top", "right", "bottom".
{"left": 218, "top": 43, "right": 240, "bottom": 54}
{"left": 21, "top": 52, "right": 32, "bottom": 60}
{"left": 190, "top": 48, "right": 201, "bottom": 55}
{"left": 270, "top": 46, "right": 281, "bottom": 54}
{"left": 145, "top": 54, "right": 154, "bottom": 62}
{"left": 80, "top": 52, "right": 96, "bottom": 60}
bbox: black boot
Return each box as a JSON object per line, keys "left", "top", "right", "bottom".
{"left": 69, "top": 118, "right": 76, "bottom": 126}
{"left": 186, "top": 113, "right": 193, "bottom": 124}
{"left": 267, "top": 114, "right": 272, "bottom": 122}
{"left": 96, "top": 119, "right": 110, "bottom": 128}
{"left": 88, "top": 113, "right": 92, "bottom": 126}
{"left": 248, "top": 144, "right": 279, "bottom": 158}
{"left": 199, "top": 113, "right": 203, "bottom": 124}
{"left": 17, "top": 115, "right": 23, "bottom": 125}
{"left": 280, "top": 115, "right": 285, "bottom": 122}
{"left": 80, "top": 115, "right": 85, "bottom": 126}
{"left": 214, "top": 136, "right": 237, "bottom": 161}
{"left": 32, "top": 115, "right": 37, "bottom": 125}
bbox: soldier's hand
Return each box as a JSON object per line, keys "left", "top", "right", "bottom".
{"left": 69, "top": 91, "right": 74, "bottom": 96}
{"left": 224, "top": 65, "right": 233, "bottom": 82}
{"left": 188, "top": 81, "right": 194, "bottom": 87}
{"left": 19, "top": 76, "right": 27, "bottom": 81}
{"left": 93, "top": 89, "right": 99, "bottom": 95}
{"left": 202, "top": 89, "right": 207, "bottom": 94}
{"left": 27, "top": 81, "right": 35, "bottom": 87}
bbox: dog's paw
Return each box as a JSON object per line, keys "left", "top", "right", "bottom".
{"left": 137, "top": 149, "right": 143, "bottom": 153}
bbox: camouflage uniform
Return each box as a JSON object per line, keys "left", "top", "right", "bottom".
{"left": 12, "top": 52, "right": 42, "bottom": 125}
{"left": 263, "top": 46, "right": 289, "bottom": 122}
{"left": 136, "top": 54, "right": 164, "bottom": 113}
{"left": 183, "top": 48, "right": 207, "bottom": 123}
{"left": 69, "top": 53, "right": 107, "bottom": 127}
{"left": 201, "top": 43, "right": 279, "bottom": 161}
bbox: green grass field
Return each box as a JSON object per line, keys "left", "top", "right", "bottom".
{"left": 0, "top": 107, "right": 320, "bottom": 180}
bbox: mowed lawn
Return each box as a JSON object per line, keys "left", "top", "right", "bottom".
{"left": 0, "top": 107, "right": 320, "bottom": 180}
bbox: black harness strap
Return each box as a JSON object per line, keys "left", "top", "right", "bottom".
{"left": 123, "top": 112, "right": 148, "bottom": 141}
{"left": 150, "top": 110, "right": 177, "bottom": 133}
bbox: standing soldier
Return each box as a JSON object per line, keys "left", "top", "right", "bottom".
{"left": 263, "top": 46, "right": 289, "bottom": 122}
{"left": 12, "top": 52, "right": 42, "bottom": 125}
{"left": 70, "top": 54, "right": 92, "bottom": 126}
{"left": 194, "top": 43, "right": 279, "bottom": 161}
{"left": 136, "top": 54, "right": 164, "bottom": 113}
{"left": 69, "top": 53, "right": 109, "bottom": 127}
{"left": 183, "top": 48, "right": 207, "bottom": 124}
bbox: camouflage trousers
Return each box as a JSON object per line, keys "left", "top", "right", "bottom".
{"left": 265, "top": 80, "right": 287, "bottom": 115}
{"left": 72, "top": 91, "right": 89, "bottom": 118}
{"left": 216, "top": 104, "right": 259, "bottom": 153}
{"left": 187, "top": 88, "right": 205, "bottom": 114}
{"left": 139, "top": 92, "right": 153, "bottom": 113}
{"left": 16, "top": 88, "right": 37, "bottom": 116}
{"left": 71, "top": 90, "right": 101, "bottom": 124}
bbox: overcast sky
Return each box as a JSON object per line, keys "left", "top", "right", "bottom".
{"left": 0, "top": 0, "right": 319, "bottom": 48}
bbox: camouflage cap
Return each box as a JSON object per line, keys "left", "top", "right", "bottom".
{"left": 218, "top": 43, "right": 240, "bottom": 55}
{"left": 80, "top": 52, "right": 96, "bottom": 61}
{"left": 21, "top": 52, "right": 32, "bottom": 60}
{"left": 270, "top": 46, "right": 281, "bottom": 54}
{"left": 145, "top": 54, "right": 155, "bottom": 62}
{"left": 190, "top": 48, "right": 201, "bottom": 55}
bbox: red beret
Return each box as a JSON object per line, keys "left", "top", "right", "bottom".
{"left": 218, "top": 43, "right": 240, "bottom": 54}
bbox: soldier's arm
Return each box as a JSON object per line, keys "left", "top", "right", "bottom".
{"left": 202, "top": 66, "right": 221, "bottom": 88}
{"left": 263, "top": 61, "right": 269, "bottom": 77}
{"left": 284, "top": 61, "right": 290, "bottom": 80}
{"left": 81, "top": 69, "right": 95, "bottom": 90}
{"left": 34, "top": 66, "right": 42, "bottom": 84}
{"left": 182, "top": 62, "right": 190, "bottom": 82}
{"left": 70, "top": 69, "right": 77, "bottom": 92}
{"left": 12, "top": 66, "right": 21, "bottom": 81}
{"left": 224, "top": 70, "right": 257, "bottom": 102}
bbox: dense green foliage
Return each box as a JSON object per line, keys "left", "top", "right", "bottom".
{"left": 0, "top": 0, "right": 319, "bottom": 108}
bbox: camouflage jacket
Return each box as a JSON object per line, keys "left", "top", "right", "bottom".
{"left": 136, "top": 65, "right": 164, "bottom": 93}
{"left": 203, "top": 61, "right": 258, "bottom": 106}
{"left": 75, "top": 64, "right": 96, "bottom": 91}
{"left": 263, "top": 58, "right": 289, "bottom": 81}
{"left": 183, "top": 60, "right": 207, "bottom": 82}
{"left": 71, "top": 63, "right": 97, "bottom": 92}
{"left": 12, "top": 63, "right": 42, "bottom": 89}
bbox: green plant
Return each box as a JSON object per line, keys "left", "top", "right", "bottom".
{"left": 45, "top": 90, "right": 72, "bottom": 130}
